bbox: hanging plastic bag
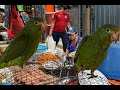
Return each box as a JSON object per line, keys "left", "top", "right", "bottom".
{"left": 7, "top": 5, "right": 24, "bottom": 39}
{"left": 45, "top": 36, "right": 56, "bottom": 53}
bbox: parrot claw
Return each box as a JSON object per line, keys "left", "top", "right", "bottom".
{"left": 87, "top": 70, "right": 98, "bottom": 79}
{"left": 87, "top": 73, "right": 98, "bottom": 79}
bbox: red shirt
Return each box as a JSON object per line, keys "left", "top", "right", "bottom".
{"left": 52, "top": 11, "right": 70, "bottom": 32}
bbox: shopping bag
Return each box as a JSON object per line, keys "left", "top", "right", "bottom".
{"left": 7, "top": 5, "right": 24, "bottom": 39}
{"left": 45, "top": 36, "right": 56, "bottom": 52}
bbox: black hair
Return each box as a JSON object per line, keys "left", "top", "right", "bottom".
{"left": 61, "top": 5, "right": 71, "bottom": 10}
{"left": 0, "top": 8, "right": 4, "bottom": 12}
{"left": 0, "top": 34, "right": 3, "bottom": 41}
{"left": 75, "top": 32, "right": 78, "bottom": 34}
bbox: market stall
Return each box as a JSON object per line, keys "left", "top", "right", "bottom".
{"left": 0, "top": 42, "right": 79, "bottom": 85}
{"left": 0, "top": 5, "right": 112, "bottom": 85}
{"left": 0, "top": 46, "right": 110, "bottom": 85}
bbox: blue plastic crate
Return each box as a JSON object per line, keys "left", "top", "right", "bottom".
{"left": 98, "top": 41, "right": 120, "bottom": 80}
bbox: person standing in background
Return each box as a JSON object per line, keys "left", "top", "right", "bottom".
{"left": 49, "top": 5, "right": 72, "bottom": 52}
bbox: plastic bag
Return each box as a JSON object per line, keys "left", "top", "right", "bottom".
{"left": 45, "top": 36, "right": 56, "bottom": 53}
{"left": 7, "top": 5, "right": 24, "bottom": 39}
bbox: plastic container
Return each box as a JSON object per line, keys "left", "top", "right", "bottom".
{"left": 36, "top": 44, "right": 48, "bottom": 53}
{"left": 98, "top": 41, "right": 120, "bottom": 80}
{"left": 0, "top": 82, "right": 13, "bottom": 85}
{"left": 45, "top": 5, "right": 54, "bottom": 12}
{"left": 17, "top": 5, "right": 24, "bottom": 11}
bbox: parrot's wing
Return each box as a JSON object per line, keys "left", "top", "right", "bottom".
{"left": 74, "top": 35, "right": 90, "bottom": 61}
{"left": 78, "top": 35, "right": 90, "bottom": 48}
{"left": 0, "top": 34, "right": 30, "bottom": 63}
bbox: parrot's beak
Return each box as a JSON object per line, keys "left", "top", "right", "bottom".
{"left": 40, "top": 21, "right": 47, "bottom": 31}
{"left": 41, "top": 26, "right": 44, "bottom": 30}
{"left": 110, "top": 31, "right": 120, "bottom": 42}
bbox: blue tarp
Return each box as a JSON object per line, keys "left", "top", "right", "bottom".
{"left": 98, "top": 41, "right": 120, "bottom": 80}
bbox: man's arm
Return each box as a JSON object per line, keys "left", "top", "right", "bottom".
{"left": 67, "top": 22, "right": 72, "bottom": 29}
{"left": 62, "top": 48, "right": 69, "bottom": 56}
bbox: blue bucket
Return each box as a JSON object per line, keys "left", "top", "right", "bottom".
{"left": 98, "top": 41, "right": 120, "bottom": 80}
{"left": 37, "top": 44, "right": 48, "bottom": 52}
{"left": 0, "top": 82, "right": 13, "bottom": 85}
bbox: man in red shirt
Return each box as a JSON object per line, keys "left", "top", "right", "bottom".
{"left": 49, "top": 5, "right": 72, "bottom": 52}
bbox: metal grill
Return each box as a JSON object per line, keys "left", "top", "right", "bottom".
{"left": 0, "top": 64, "right": 59, "bottom": 85}
{"left": 0, "top": 52, "right": 77, "bottom": 85}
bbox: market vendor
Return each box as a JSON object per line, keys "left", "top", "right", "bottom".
{"left": 62, "top": 27, "right": 83, "bottom": 65}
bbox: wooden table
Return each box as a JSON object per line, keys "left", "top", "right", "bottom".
{"left": 108, "top": 79, "right": 120, "bottom": 85}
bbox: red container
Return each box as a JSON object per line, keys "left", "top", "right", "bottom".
{"left": 45, "top": 5, "right": 54, "bottom": 12}
{"left": 45, "top": 13, "right": 53, "bottom": 25}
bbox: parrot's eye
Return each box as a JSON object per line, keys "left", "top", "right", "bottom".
{"left": 106, "top": 28, "right": 111, "bottom": 33}
{"left": 34, "top": 21, "right": 39, "bottom": 25}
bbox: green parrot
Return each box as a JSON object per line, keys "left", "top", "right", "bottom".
{"left": 74, "top": 24, "right": 120, "bottom": 78}
{"left": 0, "top": 17, "right": 45, "bottom": 69}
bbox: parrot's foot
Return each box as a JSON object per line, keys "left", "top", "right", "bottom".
{"left": 87, "top": 73, "right": 98, "bottom": 79}
{"left": 87, "top": 70, "right": 98, "bottom": 79}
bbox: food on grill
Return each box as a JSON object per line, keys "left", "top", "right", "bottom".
{"left": 42, "top": 60, "right": 62, "bottom": 70}
{"left": 38, "top": 54, "right": 60, "bottom": 65}
{"left": 11, "top": 64, "right": 58, "bottom": 85}
{"left": 0, "top": 73, "right": 8, "bottom": 82}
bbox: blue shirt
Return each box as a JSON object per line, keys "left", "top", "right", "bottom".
{"left": 67, "top": 36, "right": 83, "bottom": 53}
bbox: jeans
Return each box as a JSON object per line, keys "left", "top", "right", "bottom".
{"left": 52, "top": 31, "right": 67, "bottom": 52}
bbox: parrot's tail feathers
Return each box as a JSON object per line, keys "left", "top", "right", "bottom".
{"left": 0, "top": 62, "right": 7, "bottom": 69}
{"left": 0, "top": 56, "right": 24, "bottom": 69}
{"left": 78, "top": 66, "right": 85, "bottom": 74}
{"left": 75, "top": 65, "right": 85, "bottom": 77}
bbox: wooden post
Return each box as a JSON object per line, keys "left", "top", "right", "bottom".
{"left": 86, "top": 5, "right": 90, "bottom": 35}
